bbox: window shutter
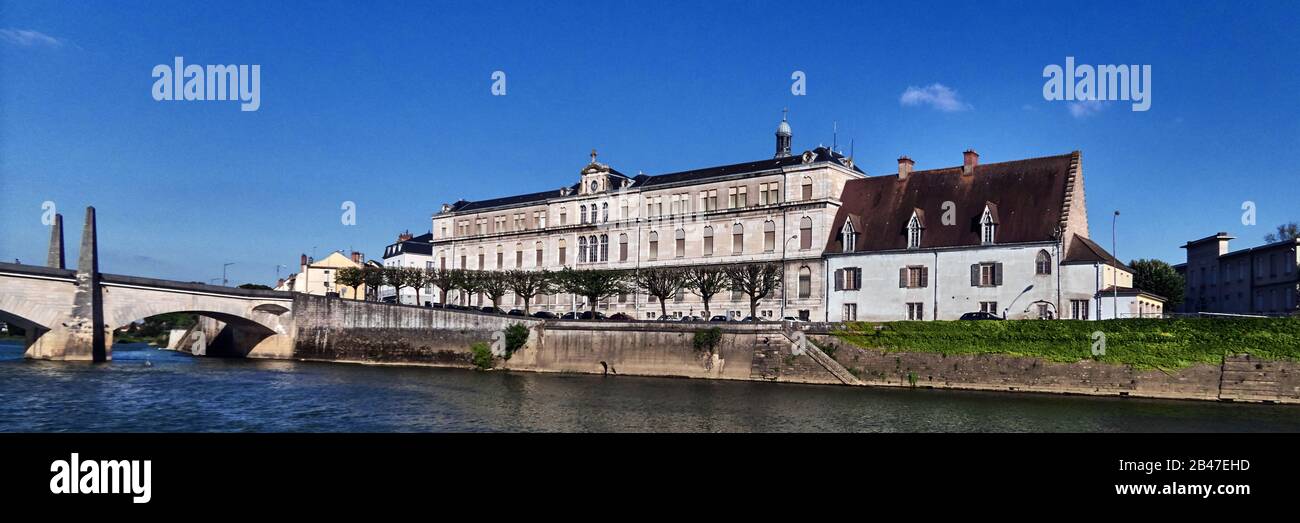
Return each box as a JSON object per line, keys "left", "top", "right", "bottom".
{"left": 899, "top": 267, "right": 908, "bottom": 288}
{"left": 995, "top": 263, "right": 1004, "bottom": 286}
{"left": 834, "top": 269, "right": 843, "bottom": 291}
{"left": 971, "top": 264, "right": 979, "bottom": 286}
{"left": 920, "top": 266, "right": 929, "bottom": 288}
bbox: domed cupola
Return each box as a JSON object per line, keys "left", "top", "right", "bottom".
{"left": 775, "top": 109, "right": 792, "bottom": 158}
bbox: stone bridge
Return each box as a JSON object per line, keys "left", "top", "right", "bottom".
{"left": 0, "top": 207, "right": 294, "bottom": 361}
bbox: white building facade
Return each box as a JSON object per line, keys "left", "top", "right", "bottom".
{"left": 379, "top": 231, "right": 435, "bottom": 305}
{"left": 825, "top": 150, "right": 1152, "bottom": 321}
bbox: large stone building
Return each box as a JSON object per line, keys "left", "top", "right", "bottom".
{"left": 824, "top": 150, "right": 1157, "bottom": 321}
{"left": 425, "top": 116, "right": 865, "bottom": 319}
{"left": 1176, "top": 232, "right": 1299, "bottom": 315}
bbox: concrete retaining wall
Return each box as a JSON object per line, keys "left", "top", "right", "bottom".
{"left": 812, "top": 335, "right": 1300, "bottom": 404}
{"left": 283, "top": 296, "right": 1300, "bottom": 404}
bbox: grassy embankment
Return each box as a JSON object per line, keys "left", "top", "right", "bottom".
{"left": 832, "top": 318, "right": 1300, "bottom": 370}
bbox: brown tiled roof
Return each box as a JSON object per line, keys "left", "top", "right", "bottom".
{"left": 1063, "top": 234, "right": 1132, "bottom": 272}
{"left": 826, "top": 152, "right": 1076, "bottom": 252}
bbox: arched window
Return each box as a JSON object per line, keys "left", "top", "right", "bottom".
{"left": 515, "top": 242, "right": 523, "bottom": 268}
{"left": 675, "top": 228, "right": 686, "bottom": 258}
{"left": 602, "top": 202, "right": 608, "bottom": 222}
{"left": 980, "top": 206, "right": 996, "bottom": 245}
{"left": 703, "top": 226, "right": 714, "bottom": 256}
{"left": 589, "top": 205, "right": 597, "bottom": 225}
{"left": 649, "top": 231, "right": 659, "bottom": 260}
{"left": 599, "top": 234, "right": 609, "bottom": 262}
{"left": 619, "top": 233, "right": 629, "bottom": 262}
{"left": 841, "top": 221, "right": 856, "bottom": 252}
{"left": 558, "top": 239, "right": 567, "bottom": 264}
{"left": 798, "top": 266, "right": 812, "bottom": 298}
{"left": 907, "top": 213, "right": 923, "bottom": 249}
{"left": 732, "top": 223, "right": 744, "bottom": 254}
{"left": 578, "top": 237, "right": 588, "bottom": 262}
{"left": 535, "top": 241, "right": 544, "bottom": 266}
{"left": 801, "top": 176, "right": 813, "bottom": 200}
{"left": 588, "top": 235, "right": 598, "bottom": 262}
{"left": 559, "top": 208, "right": 567, "bottom": 226}
{"left": 764, "top": 221, "right": 776, "bottom": 252}
{"left": 1036, "top": 250, "right": 1052, "bottom": 275}
{"left": 496, "top": 245, "right": 504, "bottom": 269}
{"left": 799, "top": 216, "right": 813, "bottom": 250}
{"left": 579, "top": 205, "right": 587, "bottom": 224}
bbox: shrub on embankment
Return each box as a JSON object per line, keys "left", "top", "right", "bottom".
{"left": 832, "top": 318, "right": 1300, "bottom": 370}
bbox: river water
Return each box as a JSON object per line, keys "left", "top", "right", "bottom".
{"left": 1, "top": 340, "right": 1298, "bottom": 432}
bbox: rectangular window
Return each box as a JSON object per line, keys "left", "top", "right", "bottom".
{"left": 727, "top": 187, "right": 737, "bottom": 209}
{"left": 907, "top": 302, "right": 924, "bottom": 320}
{"left": 839, "top": 268, "right": 862, "bottom": 290}
{"left": 759, "top": 183, "right": 770, "bottom": 205}
{"left": 842, "top": 303, "right": 857, "bottom": 321}
{"left": 516, "top": 251, "right": 523, "bottom": 268}
{"left": 737, "top": 186, "right": 747, "bottom": 207}
{"left": 536, "top": 247, "right": 543, "bottom": 266}
{"left": 704, "top": 235, "right": 713, "bottom": 257}
{"left": 973, "top": 262, "right": 1002, "bottom": 287}
{"left": 768, "top": 183, "right": 779, "bottom": 204}
{"left": 900, "top": 266, "right": 929, "bottom": 288}
{"left": 980, "top": 301, "right": 998, "bottom": 314}
{"left": 708, "top": 190, "right": 718, "bottom": 211}
{"left": 675, "top": 236, "right": 685, "bottom": 258}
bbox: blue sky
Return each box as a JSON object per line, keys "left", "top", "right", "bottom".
{"left": 2, "top": 0, "right": 1297, "bottom": 285}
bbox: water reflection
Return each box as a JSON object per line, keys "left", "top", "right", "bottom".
{"left": 1, "top": 341, "right": 1297, "bottom": 433}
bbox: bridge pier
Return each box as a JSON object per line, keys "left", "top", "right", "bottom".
{"left": 30, "top": 207, "right": 110, "bottom": 361}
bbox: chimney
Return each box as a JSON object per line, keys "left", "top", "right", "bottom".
{"left": 398, "top": 230, "right": 413, "bottom": 242}
{"left": 351, "top": 251, "right": 363, "bottom": 264}
{"left": 276, "top": 278, "right": 285, "bottom": 288}
{"left": 898, "top": 156, "right": 915, "bottom": 180}
{"left": 300, "top": 254, "right": 308, "bottom": 266}
{"left": 962, "top": 149, "right": 979, "bottom": 175}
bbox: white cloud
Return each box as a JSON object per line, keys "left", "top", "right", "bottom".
{"left": 0, "top": 28, "right": 66, "bottom": 48}
{"left": 899, "top": 83, "right": 972, "bottom": 112}
{"left": 1068, "top": 101, "right": 1107, "bottom": 118}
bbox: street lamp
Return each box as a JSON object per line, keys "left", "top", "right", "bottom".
{"left": 222, "top": 262, "right": 235, "bottom": 287}
{"left": 1112, "top": 211, "right": 1120, "bottom": 319}
{"left": 780, "top": 234, "right": 799, "bottom": 319}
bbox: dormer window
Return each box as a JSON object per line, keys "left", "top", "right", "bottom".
{"left": 906, "top": 212, "right": 923, "bottom": 249}
{"left": 841, "top": 221, "right": 856, "bottom": 252}
{"left": 980, "top": 206, "right": 997, "bottom": 245}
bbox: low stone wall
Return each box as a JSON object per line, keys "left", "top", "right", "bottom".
{"left": 282, "top": 298, "right": 1299, "bottom": 404}
{"left": 291, "top": 295, "right": 541, "bottom": 367}
{"left": 812, "top": 335, "right": 1300, "bottom": 404}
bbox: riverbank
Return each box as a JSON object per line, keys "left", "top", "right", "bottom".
{"left": 173, "top": 296, "right": 1300, "bottom": 405}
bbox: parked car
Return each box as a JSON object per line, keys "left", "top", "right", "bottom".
{"left": 480, "top": 306, "right": 506, "bottom": 314}
{"left": 679, "top": 315, "right": 704, "bottom": 322}
{"left": 578, "top": 311, "right": 607, "bottom": 320}
{"left": 780, "top": 316, "right": 806, "bottom": 323}
{"left": 608, "top": 312, "right": 633, "bottom": 321}
{"left": 655, "top": 315, "right": 677, "bottom": 321}
{"left": 709, "top": 315, "right": 729, "bottom": 322}
{"left": 560, "top": 312, "right": 578, "bottom": 320}
{"left": 381, "top": 296, "right": 397, "bottom": 304}
{"left": 532, "top": 311, "right": 558, "bottom": 319}
{"left": 959, "top": 311, "right": 1004, "bottom": 321}
{"left": 507, "top": 309, "right": 526, "bottom": 316}
{"left": 740, "top": 316, "right": 759, "bottom": 322}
